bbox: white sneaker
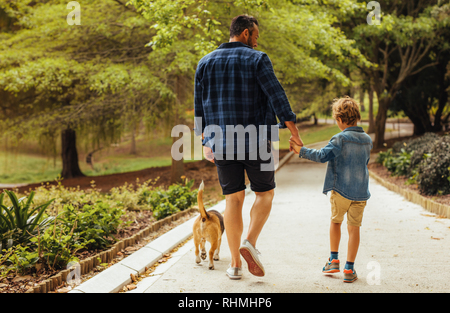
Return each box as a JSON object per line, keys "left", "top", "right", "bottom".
{"left": 226, "top": 264, "right": 242, "bottom": 280}
{"left": 239, "top": 239, "right": 265, "bottom": 277}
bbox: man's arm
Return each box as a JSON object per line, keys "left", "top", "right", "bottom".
{"left": 256, "top": 53, "right": 297, "bottom": 128}
{"left": 256, "top": 54, "right": 302, "bottom": 150}
{"left": 194, "top": 64, "right": 215, "bottom": 163}
{"left": 285, "top": 121, "right": 303, "bottom": 150}
{"left": 194, "top": 65, "right": 205, "bottom": 138}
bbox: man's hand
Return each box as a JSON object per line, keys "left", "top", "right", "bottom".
{"left": 284, "top": 121, "right": 303, "bottom": 154}
{"left": 203, "top": 146, "right": 215, "bottom": 163}
{"left": 289, "top": 139, "right": 302, "bottom": 154}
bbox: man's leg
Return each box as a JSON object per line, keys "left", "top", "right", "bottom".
{"left": 224, "top": 190, "right": 245, "bottom": 268}
{"left": 246, "top": 189, "right": 274, "bottom": 247}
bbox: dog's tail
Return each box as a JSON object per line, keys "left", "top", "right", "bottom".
{"left": 198, "top": 180, "right": 209, "bottom": 222}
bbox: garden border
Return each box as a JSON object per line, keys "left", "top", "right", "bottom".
{"left": 369, "top": 170, "right": 450, "bottom": 219}
{"left": 24, "top": 207, "right": 197, "bottom": 293}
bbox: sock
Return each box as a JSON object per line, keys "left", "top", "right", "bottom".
{"left": 330, "top": 251, "right": 339, "bottom": 261}
{"left": 345, "top": 261, "right": 354, "bottom": 271}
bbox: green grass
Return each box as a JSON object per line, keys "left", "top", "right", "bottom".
{"left": 0, "top": 122, "right": 368, "bottom": 185}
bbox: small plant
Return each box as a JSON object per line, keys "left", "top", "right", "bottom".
{"left": 0, "top": 190, "right": 55, "bottom": 248}
{"left": 61, "top": 201, "right": 126, "bottom": 249}
{"left": 149, "top": 178, "right": 198, "bottom": 220}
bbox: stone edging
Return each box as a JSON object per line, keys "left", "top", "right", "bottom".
{"left": 24, "top": 207, "right": 197, "bottom": 293}
{"left": 369, "top": 170, "right": 450, "bottom": 219}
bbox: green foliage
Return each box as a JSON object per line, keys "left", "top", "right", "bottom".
{"left": 378, "top": 148, "right": 411, "bottom": 177}
{"left": 0, "top": 190, "right": 55, "bottom": 248}
{"left": 29, "top": 224, "right": 93, "bottom": 270}
{"left": 7, "top": 245, "right": 39, "bottom": 274}
{"left": 377, "top": 134, "right": 450, "bottom": 196}
{"left": 0, "top": 178, "right": 198, "bottom": 276}
{"left": 149, "top": 178, "right": 197, "bottom": 220}
{"left": 61, "top": 202, "right": 126, "bottom": 250}
{"left": 416, "top": 136, "right": 450, "bottom": 196}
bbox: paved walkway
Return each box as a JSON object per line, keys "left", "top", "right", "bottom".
{"left": 121, "top": 150, "right": 450, "bottom": 293}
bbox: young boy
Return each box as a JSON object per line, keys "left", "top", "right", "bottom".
{"left": 290, "top": 96, "right": 372, "bottom": 283}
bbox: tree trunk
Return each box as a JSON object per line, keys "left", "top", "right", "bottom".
{"left": 374, "top": 97, "right": 388, "bottom": 149}
{"left": 61, "top": 127, "right": 85, "bottom": 179}
{"left": 367, "top": 85, "right": 375, "bottom": 134}
{"left": 359, "top": 86, "right": 365, "bottom": 112}
{"left": 130, "top": 123, "right": 137, "bottom": 155}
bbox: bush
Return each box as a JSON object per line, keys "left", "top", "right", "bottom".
{"left": 376, "top": 148, "right": 411, "bottom": 177}
{"left": 377, "top": 134, "right": 450, "bottom": 196}
{"left": 416, "top": 136, "right": 450, "bottom": 195}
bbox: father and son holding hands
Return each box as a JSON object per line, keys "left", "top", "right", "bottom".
{"left": 194, "top": 15, "right": 372, "bottom": 283}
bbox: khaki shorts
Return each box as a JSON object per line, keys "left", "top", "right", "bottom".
{"left": 330, "top": 190, "right": 366, "bottom": 227}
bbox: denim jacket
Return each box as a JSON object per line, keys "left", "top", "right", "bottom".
{"left": 299, "top": 126, "right": 373, "bottom": 201}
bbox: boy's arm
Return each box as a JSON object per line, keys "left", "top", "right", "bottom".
{"left": 291, "top": 136, "right": 342, "bottom": 163}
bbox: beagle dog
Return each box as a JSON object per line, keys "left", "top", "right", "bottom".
{"left": 193, "top": 181, "right": 224, "bottom": 270}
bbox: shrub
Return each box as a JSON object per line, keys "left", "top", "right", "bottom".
{"left": 377, "top": 134, "right": 450, "bottom": 196}
{"left": 376, "top": 148, "right": 411, "bottom": 177}
{"left": 416, "top": 136, "right": 450, "bottom": 195}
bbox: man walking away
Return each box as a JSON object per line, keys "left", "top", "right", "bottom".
{"left": 194, "top": 15, "right": 303, "bottom": 279}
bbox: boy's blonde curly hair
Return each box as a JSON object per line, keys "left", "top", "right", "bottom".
{"left": 332, "top": 96, "right": 361, "bottom": 125}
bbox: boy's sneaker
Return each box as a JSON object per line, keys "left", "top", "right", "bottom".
{"left": 343, "top": 269, "right": 358, "bottom": 283}
{"left": 322, "top": 258, "right": 340, "bottom": 273}
{"left": 239, "top": 239, "right": 265, "bottom": 277}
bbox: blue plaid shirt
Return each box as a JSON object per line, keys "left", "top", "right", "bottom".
{"left": 194, "top": 41, "right": 296, "bottom": 155}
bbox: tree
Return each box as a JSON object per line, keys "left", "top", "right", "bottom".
{"left": 128, "top": 0, "right": 370, "bottom": 166}
{"left": 349, "top": 0, "right": 449, "bottom": 148}
{"left": 0, "top": 0, "right": 170, "bottom": 179}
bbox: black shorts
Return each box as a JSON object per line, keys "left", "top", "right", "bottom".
{"left": 214, "top": 153, "right": 276, "bottom": 195}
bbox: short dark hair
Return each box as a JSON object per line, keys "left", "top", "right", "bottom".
{"left": 229, "top": 15, "right": 258, "bottom": 38}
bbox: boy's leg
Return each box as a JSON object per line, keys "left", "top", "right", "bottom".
{"left": 330, "top": 222, "right": 341, "bottom": 253}
{"left": 347, "top": 225, "right": 360, "bottom": 263}
{"left": 343, "top": 200, "right": 366, "bottom": 283}
{"left": 346, "top": 200, "right": 366, "bottom": 263}
{"left": 322, "top": 221, "right": 341, "bottom": 273}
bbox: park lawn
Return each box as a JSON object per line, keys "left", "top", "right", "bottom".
{"left": 0, "top": 123, "right": 367, "bottom": 184}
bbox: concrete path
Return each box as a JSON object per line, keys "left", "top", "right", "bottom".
{"left": 124, "top": 151, "right": 450, "bottom": 293}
